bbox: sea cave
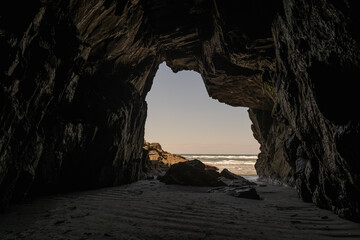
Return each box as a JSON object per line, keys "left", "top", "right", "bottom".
{"left": 1, "top": 0, "right": 360, "bottom": 239}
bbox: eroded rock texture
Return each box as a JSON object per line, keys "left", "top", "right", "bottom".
{"left": 0, "top": 0, "right": 153, "bottom": 207}
{"left": 249, "top": 0, "right": 360, "bottom": 221}
{"left": 144, "top": 142, "right": 187, "bottom": 166}
{"left": 1, "top": 0, "right": 359, "bottom": 221}
{"left": 271, "top": 0, "right": 360, "bottom": 221}
{"left": 249, "top": 109, "right": 297, "bottom": 186}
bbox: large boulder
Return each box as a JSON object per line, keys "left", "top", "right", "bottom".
{"left": 159, "top": 160, "right": 226, "bottom": 187}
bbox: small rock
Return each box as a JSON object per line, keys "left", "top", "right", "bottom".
{"left": 220, "top": 169, "right": 241, "bottom": 180}
{"left": 209, "top": 186, "right": 261, "bottom": 200}
{"left": 69, "top": 206, "right": 77, "bottom": 210}
{"left": 54, "top": 220, "right": 65, "bottom": 225}
{"left": 220, "top": 169, "right": 257, "bottom": 187}
{"left": 226, "top": 187, "right": 261, "bottom": 200}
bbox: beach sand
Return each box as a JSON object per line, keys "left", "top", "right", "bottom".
{"left": 1, "top": 179, "right": 360, "bottom": 240}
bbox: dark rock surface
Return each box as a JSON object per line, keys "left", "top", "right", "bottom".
{"left": 0, "top": 0, "right": 359, "bottom": 221}
{"left": 219, "top": 168, "right": 257, "bottom": 186}
{"left": 208, "top": 170, "right": 260, "bottom": 200}
{"left": 159, "top": 160, "right": 259, "bottom": 199}
{"left": 269, "top": 0, "right": 360, "bottom": 221}
{"left": 220, "top": 169, "right": 243, "bottom": 180}
{"left": 226, "top": 187, "right": 260, "bottom": 200}
{"left": 159, "top": 160, "right": 226, "bottom": 187}
{"left": 248, "top": 0, "right": 360, "bottom": 221}
{"left": 249, "top": 109, "right": 297, "bottom": 186}
{"left": 208, "top": 186, "right": 261, "bottom": 200}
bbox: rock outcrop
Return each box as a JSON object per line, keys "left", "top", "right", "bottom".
{"left": 141, "top": 141, "right": 188, "bottom": 178}
{"left": 1, "top": 0, "right": 359, "bottom": 221}
{"left": 144, "top": 142, "right": 187, "bottom": 166}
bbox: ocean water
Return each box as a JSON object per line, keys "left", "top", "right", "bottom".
{"left": 181, "top": 154, "right": 258, "bottom": 181}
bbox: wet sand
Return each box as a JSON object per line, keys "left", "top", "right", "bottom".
{"left": 1, "top": 180, "right": 360, "bottom": 240}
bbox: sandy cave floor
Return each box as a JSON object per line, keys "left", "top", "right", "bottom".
{"left": 1, "top": 179, "right": 360, "bottom": 240}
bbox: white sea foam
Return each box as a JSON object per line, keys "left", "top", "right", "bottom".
{"left": 202, "top": 160, "right": 256, "bottom": 165}
{"left": 182, "top": 155, "right": 257, "bottom": 160}
{"left": 181, "top": 154, "right": 258, "bottom": 175}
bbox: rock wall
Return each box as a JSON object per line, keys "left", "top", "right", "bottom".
{"left": 271, "top": 0, "right": 360, "bottom": 221}
{"left": 0, "top": 0, "right": 155, "bottom": 207}
{"left": 248, "top": 0, "right": 360, "bottom": 221}
{"left": 0, "top": 0, "right": 359, "bottom": 221}
{"left": 249, "top": 109, "right": 297, "bottom": 186}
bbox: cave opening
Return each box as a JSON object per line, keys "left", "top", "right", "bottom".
{"left": 145, "top": 62, "right": 259, "bottom": 177}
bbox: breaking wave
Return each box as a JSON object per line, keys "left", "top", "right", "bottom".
{"left": 182, "top": 154, "right": 257, "bottom": 160}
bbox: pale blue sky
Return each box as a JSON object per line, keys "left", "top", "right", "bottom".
{"left": 145, "top": 63, "right": 260, "bottom": 154}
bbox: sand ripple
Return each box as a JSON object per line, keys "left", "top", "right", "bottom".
{"left": 1, "top": 180, "right": 360, "bottom": 240}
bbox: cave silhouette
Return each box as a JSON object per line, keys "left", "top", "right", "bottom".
{"left": 1, "top": 1, "right": 360, "bottom": 235}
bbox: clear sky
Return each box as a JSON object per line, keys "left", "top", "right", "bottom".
{"left": 144, "top": 62, "right": 260, "bottom": 154}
